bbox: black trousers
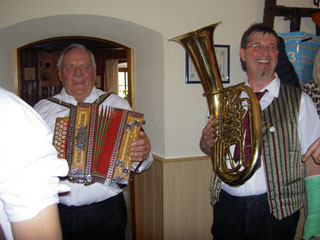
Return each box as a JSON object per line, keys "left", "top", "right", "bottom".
{"left": 212, "top": 190, "right": 300, "bottom": 240}
{"left": 58, "top": 192, "right": 127, "bottom": 240}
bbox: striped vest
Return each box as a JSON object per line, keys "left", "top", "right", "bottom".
{"left": 210, "top": 84, "right": 304, "bottom": 220}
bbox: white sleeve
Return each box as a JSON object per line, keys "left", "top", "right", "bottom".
{"left": 298, "top": 92, "right": 320, "bottom": 154}
{"left": 0, "top": 91, "right": 69, "bottom": 223}
{"left": 132, "top": 153, "right": 154, "bottom": 173}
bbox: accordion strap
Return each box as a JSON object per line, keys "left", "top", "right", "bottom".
{"left": 48, "top": 92, "right": 115, "bottom": 108}
{"left": 96, "top": 92, "right": 115, "bottom": 104}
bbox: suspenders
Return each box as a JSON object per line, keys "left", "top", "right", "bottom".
{"left": 47, "top": 92, "right": 115, "bottom": 108}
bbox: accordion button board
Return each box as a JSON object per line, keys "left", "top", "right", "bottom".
{"left": 53, "top": 102, "right": 143, "bottom": 186}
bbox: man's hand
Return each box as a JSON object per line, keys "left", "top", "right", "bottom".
{"left": 303, "top": 138, "right": 320, "bottom": 165}
{"left": 130, "top": 130, "right": 151, "bottom": 162}
{"left": 200, "top": 115, "right": 217, "bottom": 155}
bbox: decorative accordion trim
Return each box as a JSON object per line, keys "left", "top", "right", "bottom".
{"left": 53, "top": 103, "right": 143, "bottom": 186}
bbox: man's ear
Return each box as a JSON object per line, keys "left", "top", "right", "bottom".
{"left": 240, "top": 48, "right": 246, "bottom": 62}
{"left": 58, "top": 69, "right": 63, "bottom": 85}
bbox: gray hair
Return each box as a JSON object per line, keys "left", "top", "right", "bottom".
{"left": 57, "top": 43, "right": 97, "bottom": 70}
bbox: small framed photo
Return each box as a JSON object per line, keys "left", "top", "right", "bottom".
{"left": 24, "top": 67, "right": 36, "bottom": 81}
{"left": 185, "top": 45, "right": 230, "bottom": 84}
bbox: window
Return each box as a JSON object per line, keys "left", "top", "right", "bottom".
{"left": 118, "top": 62, "right": 128, "bottom": 100}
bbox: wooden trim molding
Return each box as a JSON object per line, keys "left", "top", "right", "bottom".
{"left": 153, "top": 154, "right": 211, "bottom": 163}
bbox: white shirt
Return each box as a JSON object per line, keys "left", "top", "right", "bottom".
{"left": 221, "top": 75, "right": 320, "bottom": 196}
{"left": 34, "top": 87, "right": 154, "bottom": 206}
{"left": 0, "top": 87, "right": 69, "bottom": 239}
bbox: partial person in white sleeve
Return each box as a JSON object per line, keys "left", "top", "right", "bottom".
{"left": 34, "top": 43, "right": 153, "bottom": 240}
{"left": 200, "top": 23, "right": 320, "bottom": 240}
{"left": 0, "top": 87, "right": 69, "bottom": 240}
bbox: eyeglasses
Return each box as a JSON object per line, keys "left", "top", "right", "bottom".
{"left": 246, "top": 42, "right": 278, "bottom": 52}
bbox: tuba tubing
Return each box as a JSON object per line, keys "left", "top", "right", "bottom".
{"left": 169, "top": 22, "right": 263, "bottom": 186}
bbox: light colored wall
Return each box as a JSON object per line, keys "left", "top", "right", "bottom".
{"left": 0, "top": 0, "right": 317, "bottom": 159}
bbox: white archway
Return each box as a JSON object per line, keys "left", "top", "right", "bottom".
{"left": 0, "top": 14, "right": 164, "bottom": 156}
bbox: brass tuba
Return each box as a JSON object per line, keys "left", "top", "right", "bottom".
{"left": 169, "top": 22, "right": 263, "bottom": 186}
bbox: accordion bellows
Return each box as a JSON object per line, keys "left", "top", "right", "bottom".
{"left": 53, "top": 102, "right": 143, "bottom": 186}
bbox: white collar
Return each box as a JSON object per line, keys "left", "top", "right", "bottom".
{"left": 244, "top": 73, "right": 280, "bottom": 98}
{"left": 59, "top": 87, "right": 100, "bottom": 104}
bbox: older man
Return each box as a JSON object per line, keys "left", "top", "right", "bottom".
{"left": 200, "top": 23, "right": 320, "bottom": 240}
{"left": 34, "top": 43, "right": 153, "bottom": 240}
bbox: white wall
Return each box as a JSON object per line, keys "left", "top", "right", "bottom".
{"left": 0, "top": 0, "right": 317, "bottom": 158}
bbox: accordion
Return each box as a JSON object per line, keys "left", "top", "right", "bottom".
{"left": 53, "top": 102, "right": 143, "bottom": 186}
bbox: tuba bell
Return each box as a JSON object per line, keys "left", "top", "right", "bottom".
{"left": 169, "top": 22, "right": 263, "bottom": 186}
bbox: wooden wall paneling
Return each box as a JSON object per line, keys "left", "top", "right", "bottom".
{"left": 134, "top": 156, "right": 214, "bottom": 240}
{"left": 123, "top": 185, "right": 133, "bottom": 240}
{"left": 135, "top": 158, "right": 164, "bottom": 240}
{"left": 186, "top": 159, "right": 212, "bottom": 240}
{"left": 144, "top": 161, "right": 157, "bottom": 239}
{"left": 153, "top": 159, "right": 164, "bottom": 240}
{"left": 163, "top": 161, "right": 189, "bottom": 240}
{"left": 135, "top": 169, "right": 147, "bottom": 240}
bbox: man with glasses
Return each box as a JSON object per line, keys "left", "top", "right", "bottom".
{"left": 200, "top": 23, "right": 320, "bottom": 240}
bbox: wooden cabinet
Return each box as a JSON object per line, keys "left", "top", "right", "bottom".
{"left": 263, "top": 0, "right": 320, "bottom": 34}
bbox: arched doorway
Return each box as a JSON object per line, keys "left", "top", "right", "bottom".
{"left": 17, "top": 36, "right": 137, "bottom": 240}
{"left": 17, "top": 36, "right": 135, "bottom": 107}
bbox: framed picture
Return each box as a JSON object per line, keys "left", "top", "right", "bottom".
{"left": 185, "top": 45, "right": 230, "bottom": 84}
{"left": 24, "top": 67, "right": 36, "bottom": 81}
{"left": 39, "top": 51, "right": 61, "bottom": 87}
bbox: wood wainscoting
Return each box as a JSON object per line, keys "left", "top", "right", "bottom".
{"left": 133, "top": 155, "right": 305, "bottom": 240}
{"left": 134, "top": 155, "right": 213, "bottom": 240}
